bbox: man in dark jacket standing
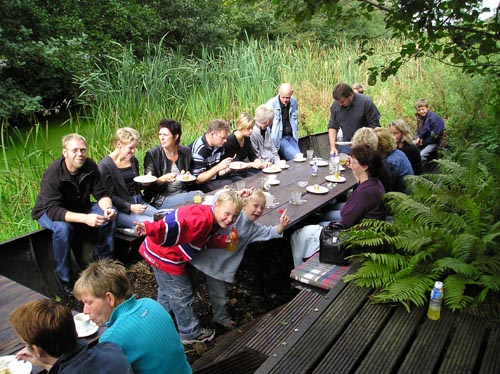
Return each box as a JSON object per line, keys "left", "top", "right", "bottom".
{"left": 31, "top": 133, "right": 117, "bottom": 295}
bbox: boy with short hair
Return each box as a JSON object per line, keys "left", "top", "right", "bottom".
{"left": 414, "top": 98, "right": 445, "bottom": 163}
{"left": 190, "top": 190, "right": 290, "bottom": 329}
{"left": 135, "top": 190, "right": 243, "bottom": 344}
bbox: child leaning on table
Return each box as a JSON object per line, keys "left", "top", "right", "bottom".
{"left": 190, "top": 190, "right": 290, "bottom": 330}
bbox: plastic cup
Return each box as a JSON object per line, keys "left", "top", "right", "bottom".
{"left": 193, "top": 191, "right": 203, "bottom": 204}
{"left": 306, "top": 150, "right": 314, "bottom": 159}
{"left": 291, "top": 191, "right": 302, "bottom": 204}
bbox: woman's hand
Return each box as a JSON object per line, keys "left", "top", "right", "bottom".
{"left": 158, "top": 172, "right": 177, "bottom": 184}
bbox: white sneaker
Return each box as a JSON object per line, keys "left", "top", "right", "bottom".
{"left": 181, "top": 328, "right": 215, "bottom": 345}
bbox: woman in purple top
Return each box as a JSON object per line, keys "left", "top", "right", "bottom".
{"left": 291, "top": 144, "right": 386, "bottom": 265}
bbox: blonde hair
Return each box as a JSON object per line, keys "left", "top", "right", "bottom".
{"left": 243, "top": 190, "right": 266, "bottom": 205}
{"left": 236, "top": 112, "right": 255, "bottom": 131}
{"left": 62, "top": 133, "right": 86, "bottom": 148}
{"left": 74, "top": 259, "right": 132, "bottom": 302}
{"left": 114, "top": 127, "right": 140, "bottom": 146}
{"left": 374, "top": 127, "right": 397, "bottom": 156}
{"left": 389, "top": 119, "right": 414, "bottom": 145}
{"left": 215, "top": 190, "right": 243, "bottom": 212}
{"left": 351, "top": 127, "right": 378, "bottom": 150}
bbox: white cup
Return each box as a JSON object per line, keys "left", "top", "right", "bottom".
{"left": 267, "top": 174, "right": 278, "bottom": 182}
{"left": 291, "top": 191, "right": 302, "bottom": 204}
{"left": 278, "top": 159, "right": 287, "bottom": 168}
{"left": 295, "top": 152, "right": 304, "bottom": 160}
{"left": 306, "top": 149, "right": 314, "bottom": 159}
{"left": 74, "top": 313, "right": 91, "bottom": 331}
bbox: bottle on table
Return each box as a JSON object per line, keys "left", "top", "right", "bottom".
{"left": 226, "top": 227, "right": 238, "bottom": 251}
{"left": 328, "top": 153, "right": 336, "bottom": 175}
{"left": 427, "top": 281, "right": 443, "bottom": 320}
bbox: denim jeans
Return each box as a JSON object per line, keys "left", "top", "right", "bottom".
{"left": 420, "top": 143, "right": 438, "bottom": 163}
{"left": 117, "top": 194, "right": 158, "bottom": 228}
{"left": 37, "top": 203, "right": 116, "bottom": 283}
{"left": 205, "top": 275, "right": 231, "bottom": 325}
{"left": 158, "top": 191, "right": 199, "bottom": 209}
{"left": 279, "top": 136, "right": 301, "bottom": 161}
{"left": 152, "top": 267, "right": 202, "bottom": 340}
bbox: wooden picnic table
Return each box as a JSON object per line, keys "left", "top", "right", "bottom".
{"left": 221, "top": 158, "right": 357, "bottom": 227}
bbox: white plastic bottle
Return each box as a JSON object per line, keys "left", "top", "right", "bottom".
{"left": 427, "top": 281, "right": 443, "bottom": 320}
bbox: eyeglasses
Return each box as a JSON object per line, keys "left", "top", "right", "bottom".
{"left": 65, "top": 148, "right": 87, "bottom": 155}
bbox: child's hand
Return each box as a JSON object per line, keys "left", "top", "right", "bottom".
{"left": 279, "top": 209, "right": 290, "bottom": 226}
{"left": 238, "top": 186, "right": 254, "bottom": 197}
{"left": 134, "top": 221, "right": 146, "bottom": 236}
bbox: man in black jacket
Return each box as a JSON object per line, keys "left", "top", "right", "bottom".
{"left": 31, "top": 133, "right": 117, "bottom": 295}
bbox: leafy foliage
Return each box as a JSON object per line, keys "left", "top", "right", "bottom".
{"left": 272, "top": 0, "right": 500, "bottom": 82}
{"left": 344, "top": 146, "right": 500, "bottom": 311}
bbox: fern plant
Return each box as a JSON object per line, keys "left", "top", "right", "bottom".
{"left": 343, "top": 146, "right": 500, "bottom": 312}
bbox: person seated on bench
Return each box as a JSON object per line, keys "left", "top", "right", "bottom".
{"left": 250, "top": 104, "right": 280, "bottom": 165}
{"left": 143, "top": 119, "right": 200, "bottom": 208}
{"left": 291, "top": 144, "right": 386, "bottom": 266}
{"left": 10, "top": 299, "right": 132, "bottom": 374}
{"left": 74, "top": 259, "right": 191, "bottom": 374}
{"left": 390, "top": 119, "right": 422, "bottom": 175}
{"left": 31, "top": 133, "right": 117, "bottom": 296}
{"left": 99, "top": 127, "right": 157, "bottom": 229}
{"left": 190, "top": 190, "right": 290, "bottom": 330}
{"left": 413, "top": 98, "right": 445, "bottom": 163}
{"left": 191, "top": 119, "right": 243, "bottom": 192}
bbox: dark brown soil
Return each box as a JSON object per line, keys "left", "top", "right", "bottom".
{"left": 68, "top": 240, "right": 298, "bottom": 364}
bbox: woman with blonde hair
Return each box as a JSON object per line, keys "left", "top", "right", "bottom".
{"left": 224, "top": 112, "right": 269, "bottom": 175}
{"left": 389, "top": 119, "right": 422, "bottom": 175}
{"left": 373, "top": 127, "right": 413, "bottom": 193}
{"left": 99, "top": 127, "right": 157, "bottom": 228}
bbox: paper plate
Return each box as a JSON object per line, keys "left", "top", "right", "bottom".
{"left": 309, "top": 160, "right": 328, "bottom": 167}
{"left": 229, "top": 161, "right": 247, "bottom": 170}
{"left": 262, "top": 166, "right": 282, "bottom": 173}
{"left": 335, "top": 141, "right": 351, "bottom": 145}
{"left": 325, "top": 175, "right": 347, "bottom": 183}
{"left": 0, "top": 356, "right": 32, "bottom": 374}
{"left": 293, "top": 157, "right": 307, "bottom": 162}
{"left": 176, "top": 174, "right": 196, "bottom": 182}
{"left": 306, "top": 185, "right": 329, "bottom": 194}
{"left": 134, "top": 175, "right": 157, "bottom": 184}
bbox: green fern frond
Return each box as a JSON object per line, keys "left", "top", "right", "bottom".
{"left": 473, "top": 255, "right": 500, "bottom": 273}
{"left": 434, "top": 257, "right": 481, "bottom": 278}
{"left": 370, "top": 274, "right": 431, "bottom": 312}
{"left": 443, "top": 275, "right": 476, "bottom": 311}
{"left": 478, "top": 274, "right": 500, "bottom": 292}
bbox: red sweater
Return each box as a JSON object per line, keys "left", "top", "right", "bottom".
{"left": 139, "top": 204, "right": 226, "bottom": 275}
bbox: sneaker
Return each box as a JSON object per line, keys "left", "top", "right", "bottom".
{"left": 54, "top": 271, "right": 74, "bottom": 297}
{"left": 181, "top": 328, "right": 215, "bottom": 345}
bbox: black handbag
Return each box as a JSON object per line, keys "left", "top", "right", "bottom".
{"left": 319, "top": 222, "right": 349, "bottom": 265}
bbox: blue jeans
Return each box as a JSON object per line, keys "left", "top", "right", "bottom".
{"left": 205, "top": 275, "right": 231, "bottom": 325}
{"left": 337, "top": 144, "right": 351, "bottom": 155}
{"left": 321, "top": 202, "right": 345, "bottom": 223}
{"left": 117, "top": 194, "right": 158, "bottom": 228}
{"left": 159, "top": 191, "right": 199, "bottom": 209}
{"left": 153, "top": 267, "right": 202, "bottom": 340}
{"left": 37, "top": 203, "right": 116, "bottom": 283}
{"left": 279, "top": 136, "right": 301, "bottom": 161}
{"left": 420, "top": 143, "right": 438, "bottom": 163}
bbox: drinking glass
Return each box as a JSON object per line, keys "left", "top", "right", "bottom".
{"left": 306, "top": 149, "right": 314, "bottom": 159}
{"left": 339, "top": 153, "right": 348, "bottom": 167}
{"left": 260, "top": 177, "right": 270, "bottom": 191}
{"left": 297, "top": 181, "right": 308, "bottom": 188}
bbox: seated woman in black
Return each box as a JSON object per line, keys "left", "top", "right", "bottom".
{"left": 224, "top": 112, "right": 270, "bottom": 175}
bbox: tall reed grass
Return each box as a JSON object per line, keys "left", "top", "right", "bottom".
{"left": 1, "top": 37, "right": 494, "bottom": 240}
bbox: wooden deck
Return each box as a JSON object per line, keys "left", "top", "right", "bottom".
{"left": 193, "top": 279, "right": 500, "bottom": 373}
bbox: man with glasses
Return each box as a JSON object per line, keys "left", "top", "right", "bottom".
{"left": 32, "top": 133, "right": 117, "bottom": 296}
{"left": 191, "top": 119, "right": 243, "bottom": 192}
